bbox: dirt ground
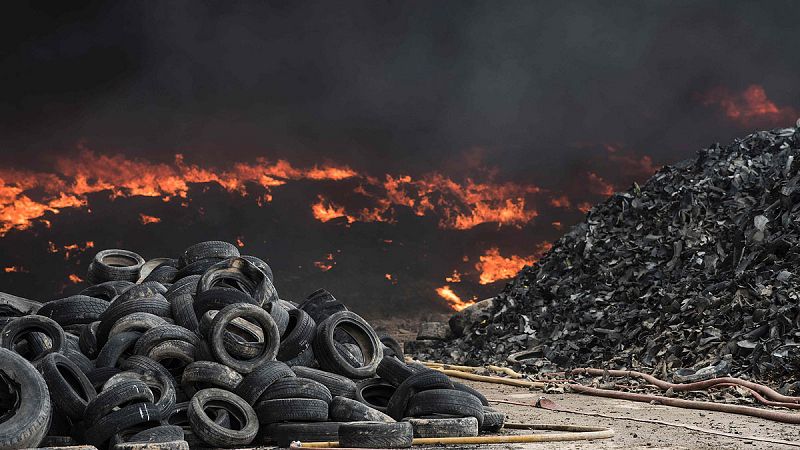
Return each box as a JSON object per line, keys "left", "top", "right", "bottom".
{"left": 447, "top": 380, "right": 800, "bottom": 449}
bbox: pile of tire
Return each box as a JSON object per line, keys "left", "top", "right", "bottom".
{"left": 0, "top": 241, "right": 502, "bottom": 449}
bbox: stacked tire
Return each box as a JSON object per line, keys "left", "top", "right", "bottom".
{"left": 0, "top": 240, "right": 499, "bottom": 449}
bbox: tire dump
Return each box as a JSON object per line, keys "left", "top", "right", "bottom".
{"left": 1, "top": 126, "right": 800, "bottom": 449}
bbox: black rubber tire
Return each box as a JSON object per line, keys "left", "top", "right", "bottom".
{"left": 453, "top": 381, "right": 489, "bottom": 406}
{"left": 170, "top": 294, "right": 199, "bottom": 332}
{"left": 146, "top": 340, "right": 196, "bottom": 375}
{"left": 162, "top": 401, "right": 230, "bottom": 448}
{"left": 114, "top": 282, "right": 168, "bottom": 304}
{"left": 80, "top": 280, "right": 135, "bottom": 301}
{"left": 386, "top": 369, "right": 453, "bottom": 420}
{"left": 39, "top": 351, "right": 96, "bottom": 419}
{"left": 263, "top": 301, "right": 289, "bottom": 336}
{"left": 264, "top": 422, "right": 343, "bottom": 448}
{"left": 480, "top": 408, "right": 505, "bottom": 432}
{"left": 79, "top": 321, "right": 101, "bottom": 358}
{"left": 209, "top": 303, "right": 280, "bottom": 373}
{"left": 138, "top": 258, "right": 180, "bottom": 283}
{"left": 255, "top": 398, "right": 328, "bottom": 424}
{"left": 164, "top": 275, "right": 201, "bottom": 301}
{"left": 134, "top": 324, "right": 200, "bottom": 356}
{"left": 174, "top": 257, "right": 223, "bottom": 280}
{"left": 241, "top": 255, "right": 274, "bottom": 282}
{"left": 338, "top": 421, "right": 413, "bottom": 449}
{"left": 313, "top": 311, "right": 383, "bottom": 378}
{"left": 84, "top": 402, "right": 162, "bottom": 447}
{"left": 284, "top": 345, "right": 317, "bottom": 368}
{"left": 193, "top": 287, "right": 257, "bottom": 319}
{"left": 87, "top": 366, "right": 122, "bottom": 390}
{"left": 143, "top": 265, "right": 178, "bottom": 285}
{"left": 259, "top": 377, "right": 332, "bottom": 404}
{"left": 298, "top": 289, "right": 347, "bottom": 324}
{"left": 197, "top": 257, "right": 278, "bottom": 306}
{"left": 405, "top": 389, "right": 485, "bottom": 427}
{"left": 119, "top": 356, "right": 178, "bottom": 415}
{"left": 376, "top": 356, "right": 416, "bottom": 387}
{"left": 64, "top": 347, "right": 94, "bottom": 374}
{"left": 128, "top": 424, "right": 185, "bottom": 443}
{"left": 108, "top": 312, "right": 169, "bottom": 338}
{"left": 96, "top": 331, "right": 143, "bottom": 368}
{"left": 380, "top": 334, "right": 404, "bottom": 359}
{"left": 329, "top": 395, "right": 395, "bottom": 423}
{"left": 0, "top": 348, "right": 51, "bottom": 449}
{"left": 88, "top": 249, "right": 146, "bottom": 284}
{"left": 179, "top": 241, "right": 240, "bottom": 267}
{"left": 235, "top": 361, "right": 295, "bottom": 404}
{"left": 292, "top": 366, "right": 356, "bottom": 399}
{"left": 187, "top": 388, "right": 258, "bottom": 448}
{"left": 0, "top": 314, "right": 64, "bottom": 361}
{"left": 277, "top": 308, "right": 315, "bottom": 361}
{"left": 97, "top": 297, "right": 171, "bottom": 346}
{"left": 356, "top": 378, "right": 395, "bottom": 413}
{"left": 37, "top": 295, "right": 108, "bottom": 327}
{"left": 85, "top": 379, "right": 156, "bottom": 426}
{"left": 406, "top": 416, "right": 479, "bottom": 438}
{"left": 181, "top": 361, "right": 243, "bottom": 397}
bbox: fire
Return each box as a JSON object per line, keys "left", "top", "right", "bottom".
{"left": 552, "top": 221, "right": 562, "bottom": 230}
{"left": 445, "top": 270, "right": 462, "bottom": 283}
{"left": 313, "top": 253, "right": 335, "bottom": 272}
{"left": 139, "top": 214, "right": 161, "bottom": 225}
{"left": 68, "top": 274, "right": 84, "bottom": 284}
{"left": 549, "top": 194, "right": 571, "bottom": 209}
{"left": 701, "top": 84, "right": 798, "bottom": 127}
{"left": 384, "top": 273, "right": 397, "bottom": 284}
{"left": 586, "top": 172, "right": 615, "bottom": 197}
{"left": 475, "top": 244, "right": 551, "bottom": 285}
{"left": 3, "top": 266, "right": 25, "bottom": 273}
{"left": 435, "top": 285, "right": 476, "bottom": 311}
{"left": 61, "top": 241, "right": 95, "bottom": 260}
{"left": 311, "top": 196, "right": 355, "bottom": 223}
{"left": 0, "top": 151, "right": 356, "bottom": 236}
{"left": 577, "top": 202, "right": 592, "bottom": 214}
{"left": 235, "top": 236, "right": 245, "bottom": 247}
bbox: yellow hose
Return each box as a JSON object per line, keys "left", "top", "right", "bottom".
{"left": 432, "top": 367, "right": 545, "bottom": 388}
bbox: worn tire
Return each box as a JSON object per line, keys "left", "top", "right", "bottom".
{"left": 85, "top": 379, "right": 155, "bottom": 426}
{"left": 97, "top": 297, "right": 171, "bottom": 346}
{"left": 292, "top": 366, "right": 356, "bottom": 399}
{"left": 164, "top": 275, "right": 200, "bottom": 301}
{"left": 197, "top": 257, "right": 278, "bottom": 306}
{"left": 338, "top": 421, "right": 413, "bottom": 449}
{"left": 264, "top": 301, "right": 289, "bottom": 336}
{"left": 128, "top": 424, "right": 185, "bottom": 443}
{"left": 179, "top": 241, "right": 240, "bottom": 267}
{"left": 80, "top": 280, "right": 135, "bottom": 301}
{"left": 79, "top": 321, "right": 101, "bottom": 358}
{"left": 235, "top": 361, "right": 295, "bottom": 404}
{"left": 386, "top": 369, "right": 453, "bottom": 420}
{"left": 406, "top": 416, "right": 478, "bottom": 438}
{"left": 264, "top": 422, "right": 342, "bottom": 448}
{"left": 188, "top": 388, "right": 257, "bottom": 448}
{"left": 259, "top": 377, "right": 332, "bottom": 404}
{"left": 453, "top": 381, "right": 489, "bottom": 406}
{"left": 277, "top": 308, "right": 315, "bottom": 361}
{"left": 170, "top": 294, "right": 199, "bottom": 332}
{"left": 134, "top": 324, "right": 200, "bottom": 356}
{"left": 209, "top": 303, "right": 279, "bottom": 373}
{"left": 380, "top": 334, "right": 404, "bottom": 359}
{"left": 0, "top": 348, "right": 51, "bottom": 449}
{"left": 405, "top": 389, "right": 484, "bottom": 426}
{"left": 330, "top": 396, "right": 394, "bottom": 423}
{"left": 313, "top": 311, "right": 383, "bottom": 378}
{"left": 181, "top": 361, "right": 243, "bottom": 397}
{"left": 376, "top": 356, "right": 416, "bottom": 387}
{"left": 114, "top": 282, "right": 167, "bottom": 305}
{"left": 96, "top": 331, "right": 143, "bottom": 368}
{"left": 298, "top": 289, "right": 347, "bottom": 324}
{"left": 481, "top": 408, "right": 505, "bottom": 432}
{"left": 193, "top": 287, "right": 257, "bottom": 319}
{"left": 0, "top": 314, "right": 64, "bottom": 361}
{"left": 84, "top": 402, "right": 162, "bottom": 447}
{"left": 39, "top": 351, "right": 96, "bottom": 419}
{"left": 88, "top": 249, "right": 146, "bottom": 284}
{"left": 37, "top": 295, "right": 108, "bottom": 327}
{"left": 356, "top": 378, "right": 395, "bottom": 413}
{"left": 255, "top": 398, "right": 328, "bottom": 424}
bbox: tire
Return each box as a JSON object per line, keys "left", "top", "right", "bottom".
{"left": 292, "top": 366, "right": 356, "bottom": 399}
{"left": 88, "top": 249, "right": 145, "bottom": 284}
{"left": 64, "top": 347, "right": 94, "bottom": 374}
{"left": 259, "top": 377, "right": 332, "bottom": 404}
{"left": 84, "top": 402, "right": 162, "bottom": 447}
{"left": 114, "top": 439, "right": 190, "bottom": 450}
{"left": 174, "top": 257, "right": 223, "bottom": 280}
{"left": 39, "top": 351, "right": 96, "bottom": 419}
{"left": 147, "top": 340, "right": 196, "bottom": 375}
{"left": 119, "top": 356, "right": 178, "bottom": 415}
{"left": 179, "top": 241, "right": 240, "bottom": 267}
{"left": 170, "top": 294, "right": 199, "bottom": 332}
{"left": 298, "top": 289, "right": 347, "bottom": 323}
{"left": 87, "top": 366, "right": 122, "bottom": 390}
{"left": 241, "top": 255, "right": 274, "bottom": 282}
{"left": 284, "top": 345, "right": 317, "bottom": 368}
{"left": 180, "top": 361, "right": 243, "bottom": 397}
{"left": 209, "top": 303, "right": 279, "bottom": 373}
{"left": 263, "top": 301, "right": 289, "bottom": 336}
{"left": 188, "top": 388, "right": 257, "bottom": 448}
{"left": 80, "top": 280, "right": 135, "bottom": 301}
{"left": 356, "top": 378, "right": 395, "bottom": 413}
{"left": 0, "top": 348, "right": 51, "bottom": 449}
{"left": 338, "top": 421, "right": 413, "bottom": 449}
{"left": 37, "top": 295, "right": 108, "bottom": 326}
{"left": 85, "top": 379, "right": 155, "bottom": 426}
{"left": 235, "top": 361, "right": 295, "bottom": 404}
{"left": 108, "top": 312, "right": 168, "bottom": 339}
{"left": 380, "top": 334, "right": 404, "bottom": 359}
{"left": 79, "top": 321, "right": 101, "bottom": 358}
{"left": 0, "top": 314, "right": 64, "bottom": 361}
{"left": 97, "top": 297, "right": 171, "bottom": 346}
{"left": 162, "top": 401, "right": 229, "bottom": 449}
{"left": 164, "top": 275, "right": 201, "bottom": 301}
{"left": 128, "top": 424, "right": 185, "bottom": 443}
{"left": 386, "top": 369, "right": 453, "bottom": 420}
{"left": 193, "top": 287, "right": 257, "bottom": 319}
{"left": 115, "top": 282, "right": 168, "bottom": 305}
{"left": 453, "top": 381, "right": 489, "bottom": 406}
{"left": 277, "top": 308, "right": 315, "bottom": 361}
{"left": 197, "top": 257, "right": 278, "bottom": 306}
{"left": 329, "top": 396, "right": 395, "bottom": 423}
{"left": 406, "top": 416, "right": 478, "bottom": 438}
{"left": 264, "top": 422, "right": 342, "bottom": 448}
{"left": 134, "top": 324, "right": 200, "bottom": 356}
{"left": 143, "top": 265, "right": 178, "bottom": 284}
{"left": 481, "top": 408, "right": 505, "bottom": 432}
{"left": 254, "top": 398, "right": 328, "bottom": 424}
{"left": 96, "top": 331, "right": 143, "bottom": 368}
{"left": 313, "top": 311, "right": 383, "bottom": 378}
{"left": 405, "top": 389, "right": 485, "bottom": 427}
{"left": 377, "top": 356, "right": 416, "bottom": 387}
{"left": 138, "top": 258, "right": 180, "bottom": 283}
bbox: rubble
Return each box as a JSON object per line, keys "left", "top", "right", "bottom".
{"left": 414, "top": 126, "right": 800, "bottom": 392}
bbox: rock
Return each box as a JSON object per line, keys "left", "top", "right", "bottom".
{"left": 416, "top": 322, "right": 450, "bottom": 340}
{"left": 448, "top": 298, "right": 495, "bottom": 337}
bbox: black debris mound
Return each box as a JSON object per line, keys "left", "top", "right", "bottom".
{"left": 414, "top": 126, "right": 800, "bottom": 391}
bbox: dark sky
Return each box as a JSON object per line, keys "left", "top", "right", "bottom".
{"left": 1, "top": 1, "right": 798, "bottom": 315}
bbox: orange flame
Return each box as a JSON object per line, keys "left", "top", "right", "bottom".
{"left": 577, "top": 202, "right": 593, "bottom": 214}
{"left": 61, "top": 241, "right": 95, "bottom": 260}
{"left": 235, "top": 236, "right": 245, "bottom": 247}
{"left": 67, "top": 274, "right": 84, "bottom": 284}
{"left": 313, "top": 253, "right": 335, "bottom": 272}
{"left": 3, "top": 266, "right": 25, "bottom": 273}
{"left": 586, "top": 172, "right": 615, "bottom": 197}
{"left": 311, "top": 195, "right": 355, "bottom": 223}
{"left": 384, "top": 273, "right": 397, "bottom": 284}
{"left": 435, "top": 285, "right": 476, "bottom": 311}
{"left": 701, "top": 85, "right": 798, "bottom": 127}
{"left": 475, "top": 244, "right": 552, "bottom": 285}
{"left": 139, "top": 214, "right": 161, "bottom": 225}
{"left": 445, "top": 270, "right": 462, "bottom": 283}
